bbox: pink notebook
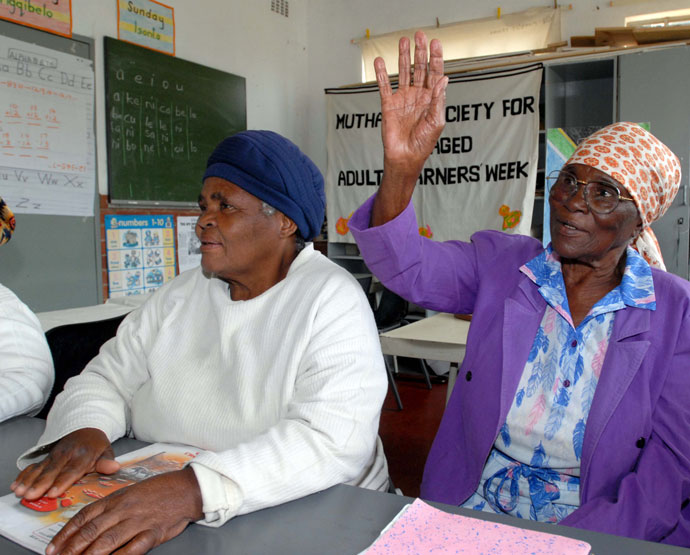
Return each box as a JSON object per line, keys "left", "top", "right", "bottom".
{"left": 364, "top": 499, "right": 591, "bottom": 554}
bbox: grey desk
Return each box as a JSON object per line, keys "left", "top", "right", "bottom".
{"left": 0, "top": 418, "right": 685, "bottom": 554}
{"left": 36, "top": 295, "right": 149, "bottom": 332}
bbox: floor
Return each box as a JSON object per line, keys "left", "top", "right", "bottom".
{"left": 377, "top": 359, "right": 448, "bottom": 498}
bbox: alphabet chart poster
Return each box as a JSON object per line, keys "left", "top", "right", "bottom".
{"left": 105, "top": 214, "right": 176, "bottom": 298}
{"left": 0, "top": 33, "right": 95, "bottom": 216}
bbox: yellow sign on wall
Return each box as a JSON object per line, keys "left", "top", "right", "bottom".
{"left": 117, "top": 0, "right": 174, "bottom": 56}
{"left": 0, "top": 0, "right": 72, "bottom": 38}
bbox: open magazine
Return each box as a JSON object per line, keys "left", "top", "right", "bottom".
{"left": 0, "top": 443, "right": 202, "bottom": 554}
{"left": 362, "top": 498, "right": 592, "bottom": 554}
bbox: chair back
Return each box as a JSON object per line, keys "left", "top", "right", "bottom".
{"left": 37, "top": 314, "right": 128, "bottom": 419}
{"left": 374, "top": 288, "right": 409, "bottom": 330}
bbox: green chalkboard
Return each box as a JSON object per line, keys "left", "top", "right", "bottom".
{"left": 104, "top": 37, "right": 246, "bottom": 204}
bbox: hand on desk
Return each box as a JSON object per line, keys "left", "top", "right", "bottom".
{"left": 45, "top": 466, "right": 203, "bottom": 555}
{"left": 11, "top": 427, "right": 204, "bottom": 553}
{"left": 11, "top": 428, "right": 120, "bottom": 500}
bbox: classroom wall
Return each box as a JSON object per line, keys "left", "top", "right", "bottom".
{"left": 69, "top": 0, "right": 311, "bottom": 196}
{"left": 63, "top": 0, "right": 690, "bottom": 192}
{"left": 6, "top": 0, "right": 688, "bottom": 308}
{"left": 305, "top": 0, "right": 690, "bottom": 172}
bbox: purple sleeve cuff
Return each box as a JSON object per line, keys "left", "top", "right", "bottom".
{"left": 349, "top": 194, "right": 423, "bottom": 285}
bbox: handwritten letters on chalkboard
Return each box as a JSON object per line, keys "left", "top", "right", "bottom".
{"left": 105, "top": 37, "right": 246, "bottom": 204}
{"left": 109, "top": 73, "right": 200, "bottom": 167}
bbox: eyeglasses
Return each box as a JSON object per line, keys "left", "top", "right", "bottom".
{"left": 546, "top": 170, "right": 635, "bottom": 215}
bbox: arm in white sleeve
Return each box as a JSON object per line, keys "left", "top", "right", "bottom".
{"left": 17, "top": 292, "right": 162, "bottom": 467}
{"left": 0, "top": 284, "right": 53, "bottom": 422}
{"left": 190, "top": 276, "right": 388, "bottom": 526}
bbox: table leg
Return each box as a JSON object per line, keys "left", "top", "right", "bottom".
{"left": 420, "top": 359, "right": 433, "bottom": 390}
{"left": 446, "top": 362, "right": 459, "bottom": 405}
{"left": 386, "top": 356, "right": 403, "bottom": 410}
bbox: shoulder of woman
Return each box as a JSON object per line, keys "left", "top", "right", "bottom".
{"left": 0, "top": 282, "right": 20, "bottom": 303}
{"left": 0, "top": 283, "right": 41, "bottom": 326}
{"left": 471, "top": 229, "right": 542, "bottom": 247}
{"left": 297, "top": 250, "right": 363, "bottom": 292}
{"left": 287, "top": 250, "right": 370, "bottom": 308}
{"left": 469, "top": 230, "right": 543, "bottom": 266}
{"left": 650, "top": 268, "right": 690, "bottom": 311}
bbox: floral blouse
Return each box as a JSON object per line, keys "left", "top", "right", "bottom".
{"left": 461, "top": 245, "right": 656, "bottom": 522}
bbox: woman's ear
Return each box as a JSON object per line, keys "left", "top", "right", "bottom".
{"left": 630, "top": 214, "right": 644, "bottom": 242}
{"left": 278, "top": 214, "right": 298, "bottom": 238}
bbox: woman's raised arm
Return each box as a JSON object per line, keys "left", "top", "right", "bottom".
{"left": 371, "top": 31, "right": 448, "bottom": 227}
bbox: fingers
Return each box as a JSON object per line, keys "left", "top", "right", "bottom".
{"left": 12, "top": 429, "right": 113, "bottom": 501}
{"left": 95, "top": 447, "right": 121, "bottom": 475}
{"left": 47, "top": 474, "right": 197, "bottom": 555}
{"left": 413, "top": 31, "right": 428, "bottom": 88}
{"left": 374, "top": 57, "right": 392, "bottom": 98}
{"left": 16, "top": 458, "right": 89, "bottom": 500}
{"left": 397, "top": 36, "right": 410, "bottom": 88}
{"left": 11, "top": 460, "right": 51, "bottom": 497}
{"left": 427, "top": 38, "right": 444, "bottom": 89}
{"left": 118, "top": 530, "right": 160, "bottom": 555}
{"left": 12, "top": 455, "right": 80, "bottom": 500}
{"left": 47, "top": 500, "right": 111, "bottom": 554}
{"left": 47, "top": 499, "right": 153, "bottom": 555}
{"left": 430, "top": 75, "right": 449, "bottom": 126}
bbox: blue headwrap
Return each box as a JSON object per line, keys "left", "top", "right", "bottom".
{"left": 203, "top": 130, "right": 325, "bottom": 241}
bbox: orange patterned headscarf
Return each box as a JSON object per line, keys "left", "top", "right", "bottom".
{"left": 565, "top": 122, "right": 681, "bottom": 270}
{"left": 0, "top": 196, "right": 15, "bottom": 246}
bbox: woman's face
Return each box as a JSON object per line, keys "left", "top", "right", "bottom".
{"left": 549, "top": 163, "right": 642, "bottom": 265}
{"left": 196, "top": 177, "right": 282, "bottom": 282}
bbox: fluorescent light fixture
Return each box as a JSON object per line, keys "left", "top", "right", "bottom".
{"left": 625, "top": 8, "right": 690, "bottom": 28}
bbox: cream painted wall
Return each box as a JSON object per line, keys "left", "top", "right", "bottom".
{"left": 64, "top": 0, "right": 690, "bottom": 193}
{"left": 70, "top": 0, "right": 310, "bottom": 195}
{"left": 306, "top": 0, "right": 690, "bottom": 172}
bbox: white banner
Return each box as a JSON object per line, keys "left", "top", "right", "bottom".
{"left": 326, "top": 64, "right": 542, "bottom": 243}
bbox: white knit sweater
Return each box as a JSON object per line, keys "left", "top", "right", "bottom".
{"left": 0, "top": 283, "right": 53, "bottom": 422}
{"left": 19, "top": 245, "right": 388, "bottom": 525}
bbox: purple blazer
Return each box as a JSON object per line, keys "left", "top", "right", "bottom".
{"left": 350, "top": 195, "right": 690, "bottom": 546}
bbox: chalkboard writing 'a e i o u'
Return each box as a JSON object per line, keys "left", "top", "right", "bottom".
{"left": 104, "top": 37, "right": 246, "bottom": 204}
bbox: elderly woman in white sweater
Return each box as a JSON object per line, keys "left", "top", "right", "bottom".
{"left": 11, "top": 131, "right": 388, "bottom": 554}
{"left": 0, "top": 197, "right": 54, "bottom": 422}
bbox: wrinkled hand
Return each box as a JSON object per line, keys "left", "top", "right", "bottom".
{"left": 46, "top": 467, "right": 203, "bottom": 555}
{"left": 11, "top": 428, "right": 120, "bottom": 501}
{"left": 372, "top": 31, "right": 448, "bottom": 226}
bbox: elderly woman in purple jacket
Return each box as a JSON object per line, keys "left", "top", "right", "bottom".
{"left": 349, "top": 31, "right": 690, "bottom": 546}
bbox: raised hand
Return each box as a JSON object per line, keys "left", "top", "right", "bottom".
{"left": 11, "top": 428, "right": 120, "bottom": 501}
{"left": 371, "top": 31, "right": 448, "bottom": 226}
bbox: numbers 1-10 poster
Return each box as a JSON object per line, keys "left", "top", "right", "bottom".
{"left": 105, "top": 214, "right": 176, "bottom": 297}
